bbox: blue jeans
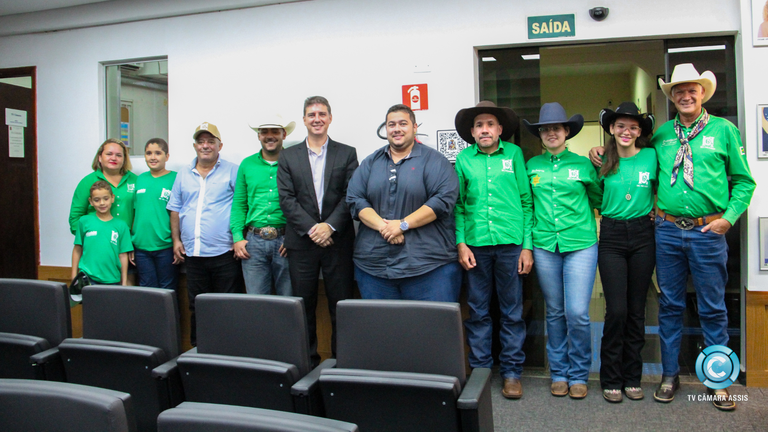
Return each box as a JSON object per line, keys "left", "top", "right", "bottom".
{"left": 241, "top": 231, "right": 291, "bottom": 296}
{"left": 134, "top": 247, "right": 179, "bottom": 291}
{"left": 465, "top": 244, "right": 526, "bottom": 380}
{"left": 655, "top": 216, "right": 729, "bottom": 377}
{"left": 533, "top": 244, "right": 597, "bottom": 386}
{"left": 355, "top": 262, "right": 462, "bottom": 302}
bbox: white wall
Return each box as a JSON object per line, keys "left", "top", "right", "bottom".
{"left": 0, "top": 0, "right": 750, "bottom": 268}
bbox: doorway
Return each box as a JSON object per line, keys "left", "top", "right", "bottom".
{"left": 478, "top": 36, "right": 740, "bottom": 377}
{"left": 0, "top": 67, "right": 38, "bottom": 279}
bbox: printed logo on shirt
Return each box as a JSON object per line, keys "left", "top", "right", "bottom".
{"left": 160, "top": 188, "right": 172, "bottom": 201}
{"left": 638, "top": 172, "right": 650, "bottom": 186}
{"left": 568, "top": 169, "right": 580, "bottom": 181}
{"left": 110, "top": 230, "right": 119, "bottom": 245}
{"left": 85, "top": 231, "right": 97, "bottom": 237}
{"left": 136, "top": 189, "right": 147, "bottom": 194}
{"left": 531, "top": 174, "right": 541, "bottom": 187}
{"left": 530, "top": 169, "right": 545, "bottom": 173}
{"left": 740, "top": 146, "right": 745, "bottom": 156}
{"left": 127, "top": 183, "right": 135, "bottom": 193}
{"left": 662, "top": 138, "right": 678, "bottom": 147}
{"left": 700, "top": 136, "right": 715, "bottom": 150}
{"left": 502, "top": 159, "right": 514, "bottom": 173}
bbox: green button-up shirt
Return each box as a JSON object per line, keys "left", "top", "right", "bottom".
{"left": 230, "top": 151, "right": 285, "bottom": 242}
{"left": 652, "top": 112, "right": 755, "bottom": 225}
{"left": 526, "top": 149, "right": 602, "bottom": 252}
{"left": 455, "top": 141, "right": 532, "bottom": 249}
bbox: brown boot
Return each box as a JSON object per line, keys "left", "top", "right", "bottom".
{"left": 502, "top": 378, "right": 523, "bottom": 399}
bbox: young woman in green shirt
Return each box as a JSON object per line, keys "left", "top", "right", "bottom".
{"left": 524, "top": 103, "right": 602, "bottom": 400}
{"left": 596, "top": 102, "right": 657, "bottom": 403}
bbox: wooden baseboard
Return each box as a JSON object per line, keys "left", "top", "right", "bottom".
{"left": 746, "top": 290, "right": 768, "bottom": 387}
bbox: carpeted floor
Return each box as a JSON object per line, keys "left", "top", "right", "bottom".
{"left": 490, "top": 370, "right": 768, "bottom": 432}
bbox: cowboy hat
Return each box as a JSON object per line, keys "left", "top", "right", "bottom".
{"left": 599, "top": 102, "right": 655, "bottom": 136}
{"left": 658, "top": 63, "right": 717, "bottom": 104}
{"left": 454, "top": 101, "right": 519, "bottom": 144}
{"left": 249, "top": 114, "right": 296, "bottom": 137}
{"left": 523, "top": 102, "right": 584, "bottom": 139}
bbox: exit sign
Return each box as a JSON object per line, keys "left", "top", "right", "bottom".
{"left": 528, "top": 14, "right": 575, "bottom": 39}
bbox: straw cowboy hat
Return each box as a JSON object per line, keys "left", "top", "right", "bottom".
{"left": 454, "top": 101, "right": 519, "bottom": 144}
{"left": 523, "top": 102, "right": 584, "bottom": 139}
{"left": 249, "top": 114, "right": 296, "bottom": 136}
{"left": 599, "top": 102, "right": 655, "bottom": 137}
{"left": 658, "top": 63, "right": 717, "bottom": 104}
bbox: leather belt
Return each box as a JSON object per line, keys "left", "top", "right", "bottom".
{"left": 656, "top": 209, "right": 723, "bottom": 231}
{"left": 246, "top": 226, "right": 285, "bottom": 240}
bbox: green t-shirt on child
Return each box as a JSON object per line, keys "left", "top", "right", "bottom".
{"left": 132, "top": 171, "right": 177, "bottom": 251}
{"left": 75, "top": 214, "right": 133, "bottom": 284}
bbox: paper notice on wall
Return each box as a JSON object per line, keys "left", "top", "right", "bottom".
{"left": 9, "top": 125, "right": 24, "bottom": 158}
{"left": 5, "top": 108, "right": 27, "bottom": 127}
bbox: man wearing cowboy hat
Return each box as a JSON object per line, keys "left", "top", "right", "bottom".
{"left": 168, "top": 121, "right": 242, "bottom": 345}
{"left": 231, "top": 114, "right": 295, "bottom": 296}
{"left": 277, "top": 96, "right": 358, "bottom": 367}
{"left": 591, "top": 63, "right": 755, "bottom": 410}
{"left": 454, "top": 101, "right": 533, "bottom": 399}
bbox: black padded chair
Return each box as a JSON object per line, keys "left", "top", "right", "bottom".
{"left": 158, "top": 401, "right": 358, "bottom": 432}
{"left": 0, "top": 378, "right": 137, "bottom": 432}
{"left": 0, "top": 278, "right": 71, "bottom": 380}
{"left": 31, "top": 285, "right": 182, "bottom": 432}
{"left": 317, "top": 299, "right": 494, "bottom": 432}
{"left": 176, "top": 294, "right": 332, "bottom": 415}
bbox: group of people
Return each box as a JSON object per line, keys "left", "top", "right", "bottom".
{"left": 68, "top": 63, "right": 755, "bottom": 410}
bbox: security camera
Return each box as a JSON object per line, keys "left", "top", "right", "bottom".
{"left": 589, "top": 7, "right": 609, "bottom": 21}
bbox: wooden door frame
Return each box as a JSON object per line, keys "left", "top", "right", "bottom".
{"left": 1, "top": 66, "right": 38, "bottom": 278}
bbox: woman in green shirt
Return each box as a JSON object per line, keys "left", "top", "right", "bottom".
{"left": 524, "top": 103, "right": 602, "bottom": 399}
{"left": 68, "top": 139, "right": 137, "bottom": 234}
{"left": 596, "top": 103, "right": 657, "bottom": 403}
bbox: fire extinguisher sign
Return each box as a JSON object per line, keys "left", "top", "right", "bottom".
{"left": 402, "top": 84, "right": 428, "bottom": 111}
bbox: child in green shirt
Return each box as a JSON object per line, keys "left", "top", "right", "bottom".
{"left": 129, "top": 138, "right": 179, "bottom": 290}
{"left": 71, "top": 180, "right": 133, "bottom": 285}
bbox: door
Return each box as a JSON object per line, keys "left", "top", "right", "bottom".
{"left": 0, "top": 67, "right": 38, "bottom": 279}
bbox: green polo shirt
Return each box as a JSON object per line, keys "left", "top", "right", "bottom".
{"left": 526, "top": 149, "right": 602, "bottom": 253}
{"left": 131, "top": 171, "right": 177, "bottom": 251}
{"left": 74, "top": 214, "right": 133, "bottom": 284}
{"left": 230, "top": 151, "right": 285, "bottom": 242}
{"left": 652, "top": 112, "right": 755, "bottom": 225}
{"left": 69, "top": 170, "right": 137, "bottom": 234}
{"left": 599, "top": 147, "right": 657, "bottom": 220}
{"left": 455, "top": 140, "right": 532, "bottom": 249}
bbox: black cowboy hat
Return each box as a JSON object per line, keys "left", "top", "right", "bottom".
{"left": 599, "top": 102, "right": 655, "bottom": 137}
{"left": 523, "top": 102, "right": 584, "bottom": 140}
{"left": 454, "top": 101, "right": 519, "bottom": 144}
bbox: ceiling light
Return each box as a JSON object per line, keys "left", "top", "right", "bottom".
{"left": 668, "top": 45, "right": 726, "bottom": 53}
{"left": 482, "top": 57, "right": 496, "bottom": 62}
{"left": 521, "top": 54, "right": 540, "bottom": 60}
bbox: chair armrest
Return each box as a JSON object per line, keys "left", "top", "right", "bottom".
{"left": 457, "top": 367, "right": 494, "bottom": 432}
{"left": 29, "top": 346, "right": 60, "bottom": 365}
{"left": 291, "top": 358, "right": 336, "bottom": 397}
{"left": 152, "top": 357, "right": 178, "bottom": 379}
{"left": 30, "top": 346, "right": 67, "bottom": 381}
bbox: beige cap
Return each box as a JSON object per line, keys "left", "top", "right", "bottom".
{"left": 192, "top": 122, "right": 222, "bottom": 141}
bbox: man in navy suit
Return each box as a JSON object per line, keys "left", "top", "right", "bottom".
{"left": 277, "top": 96, "right": 358, "bottom": 366}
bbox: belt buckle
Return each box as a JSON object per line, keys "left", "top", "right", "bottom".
{"left": 259, "top": 227, "right": 278, "bottom": 240}
{"left": 674, "top": 217, "right": 695, "bottom": 230}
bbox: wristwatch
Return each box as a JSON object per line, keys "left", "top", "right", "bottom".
{"left": 400, "top": 219, "right": 409, "bottom": 232}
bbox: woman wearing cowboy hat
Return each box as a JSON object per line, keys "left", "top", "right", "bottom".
{"left": 596, "top": 102, "right": 657, "bottom": 403}
{"left": 524, "top": 102, "right": 602, "bottom": 399}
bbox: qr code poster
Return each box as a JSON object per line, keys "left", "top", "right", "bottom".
{"left": 437, "top": 130, "right": 470, "bottom": 162}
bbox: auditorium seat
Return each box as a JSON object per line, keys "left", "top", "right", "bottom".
{"left": 31, "top": 285, "right": 183, "bottom": 432}
{"left": 316, "top": 299, "right": 494, "bottom": 432}
{"left": 158, "top": 401, "right": 358, "bottom": 432}
{"left": 176, "top": 294, "right": 332, "bottom": 415}
{"left": 0, "top": 278, "right": 71, "bottom": 380}
{"left": 0, "top": 378, "right": 136, "bottom": 432}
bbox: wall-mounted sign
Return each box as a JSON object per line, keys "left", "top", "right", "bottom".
{"left": 528, "top": 14, "right": 575, "bottom": 39}
{"left": 402, "top": 84, "right": 428, "bottom": 111}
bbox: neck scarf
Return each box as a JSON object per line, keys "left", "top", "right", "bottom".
{"left": 671, "top": 109, "right": 709, "bottom": 190}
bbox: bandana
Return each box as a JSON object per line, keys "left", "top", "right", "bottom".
{"left": 671, "top": 109, "right": 709, "bottom": 190}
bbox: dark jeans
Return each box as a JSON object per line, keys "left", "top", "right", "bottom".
{"left": 355, "top": 262, "right": 462, "bottom": 302}
{"left": 185, "top": 251, "right": 244, "bottom": 345}
{"left": 134, "top": 247, "right": 179, "bottom": 291}
{"left": 598, "top": 216, "right": 655, "bottom": 389}
{"left": 288, "top": 246, "right": 354, "bottom": 367}
{"left": 464, "top": 244, "right": 526, "bottom": 380}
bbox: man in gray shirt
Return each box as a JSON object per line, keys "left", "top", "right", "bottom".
{"left": 346, "top": 104, "right": 460, "bottom": 301}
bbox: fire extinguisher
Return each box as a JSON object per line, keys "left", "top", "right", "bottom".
{"left": 408, "top": 86, "right": 421, "bottom": 111}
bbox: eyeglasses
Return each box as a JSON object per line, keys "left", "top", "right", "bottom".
{"left": 614, "top": 124, "right": 641, "bottom": 134}
{"left": 538, "top": 125, "right": 563, "bottom": 133}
